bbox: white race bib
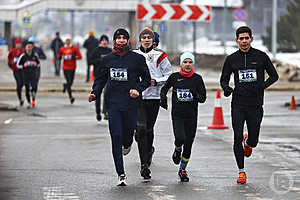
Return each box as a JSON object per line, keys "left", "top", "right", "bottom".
{"left": 64, "top": 55, "right": 72, "bottom": 60}
{"left": 239, "top": 69, "right": 257, "bottom": 82}
{"left": 110, "top": 68, "right": 128, "bottom": 81}
{"left": 177, "top": 89, "right": 193, "bottom": 102}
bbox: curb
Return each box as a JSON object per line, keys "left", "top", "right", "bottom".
{"left": 0, "top": 103, "right": 18, "bottom": 111}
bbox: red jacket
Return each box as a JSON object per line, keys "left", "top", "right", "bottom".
{"left": 7, "top": 48, "right": 24, "bottom": 71}
{"left": 57, "top": 45, "right": 82, "bottom": 70}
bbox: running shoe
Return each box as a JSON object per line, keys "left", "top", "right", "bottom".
{"left": 104, "top": 112, "right": 109, "bottom": 120}
{"left": 140, "top": 164, "right": 151, "bottom": 180}
{"left": 172, "top": 148, "right": 182, "bottom": 165}
{"left": 96, "top": 114, "right": 102, "bottom": 121}
{"left": 243, "top": 134, "right": 252, "bottom": 157}
{"left": 20, "top": 99, "right": 24, "bottom": 106}
{"left": 178, "top": 170, "right": 189, "bottom": 182}
{"left": 148, "top": 146, "right": 155, "bottom": 167}
{"left": 237, "top": 172, "right": 247, "bottom": 184}
{"left": 31, "top": 100, "right": 35, "bottom": 108}
{"left": 117, "top": 174, "right": 127, "bottom": 186}
{"left": 70, "top": 97, "right": 75, "bottom": 104}
{"left": 122, "top": 145, "right": 131, "bottom": 156}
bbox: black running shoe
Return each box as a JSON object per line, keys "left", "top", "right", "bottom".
{"left": 96, "top": 114, "right": 102, "bottom": 121}
{"left": 172, "top": 149, "right": 182, "bottom": 165}
{"left": 140, "top": 164, "right": 151, "bottom": 180}
{"left": 148, "top": 146, "right": 155, "bottom": 167}
{"left": 20, "top": 99, "right": 24, "bottom": 106}
{"left": 62, "top": 83, "right": 66, "bottom": 93}
{"left": 117, "top": 174, "right": 127, "bottom": 186}
{"left": 178, "top": 170, "right": 189, "bottom": 182}
{"left": 70, "top": 97, "right": 75, "bottom": 104}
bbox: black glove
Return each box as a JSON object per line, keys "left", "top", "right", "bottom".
{"left": 8, "top": 63, "right": 12, "bottom": 69}
{"left": 72, "top": 55, "right": 77, "bottom": 60}
{"left": 160, "top": 97, "right": 168, "bottom": 110}
{"left": 224, "top": 86, "right": 233, "bottom": 97}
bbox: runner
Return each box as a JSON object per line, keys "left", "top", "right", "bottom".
{"left": 27, "top": 36, "right": 47, "bottom": 96}
{"left": 90, "top": 34, "right": 112, "bottom": 121}
{"left": 133, "top": 27, "right": 172, "bottom": 180}
{"left": 153, "top": 32, "right": 160, "bottom": 48}
{"left": 160, "top": 52, "right": 206, "bottom": 182}
{"left": 83, "top": 29, "right": 99, "bottom": 82}
{"left": 57, "top": 37, "right": 82, "bottom": 104}
{"left": 50, "top": 32, "right": 64, "bottom": 76}
{"left": 220, "top": 26, "right": 279, "bottom": 184}
{"left": 17, "top": 41, "right": 40, "bottom": 108}
{"left": 7, "top": 38, "right": 25, "bottom": 106}
{"left": 88, "top": 28, "right": 151, "bottom": 186}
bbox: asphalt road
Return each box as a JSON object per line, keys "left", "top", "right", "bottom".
{"left": 0, "top": 91, "right": 300, "bottom": 200}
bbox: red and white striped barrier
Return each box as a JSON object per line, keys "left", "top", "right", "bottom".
{"left": 137, "top": 3, "right": 211, "bottom": 22}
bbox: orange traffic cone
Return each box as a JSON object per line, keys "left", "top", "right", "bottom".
{"left": 89, "top": 69, "right": 94, "bottom": 82}
{"left": 288, "top": 96, "right": 297, "bottom": 110}
{"left": 208, "top": 90, "right": 229, "bottom": 129}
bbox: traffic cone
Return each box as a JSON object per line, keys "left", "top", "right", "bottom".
{"left": 288, "top": 96, "right": 297, "bottom": 110}
{"left": 89, "top": 68, "right": 94, "bottom": 82}
{"left": 208, "top": 90, "right": 229, "bottom": 129}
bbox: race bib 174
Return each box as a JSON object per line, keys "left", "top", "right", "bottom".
{"left": 177, "top": 89, "right": 193, "bottom": 102}
{"left": 110, "top": 68, "right": 128, "bottom": 81}
{"left": 238, "top": 69, "right": 257, "bottom": 82}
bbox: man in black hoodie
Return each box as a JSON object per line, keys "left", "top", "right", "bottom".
{"left": 83, "top": 29, "right": 98, "bottom": 82}
{"left": 220, "top": 26, "right": 278, "bottom": 184}
{"left": 88, "top": 28, "right": 151, "bottom": 186}
{"left": 90, "top": 34, "right": 112, "bottom": 121}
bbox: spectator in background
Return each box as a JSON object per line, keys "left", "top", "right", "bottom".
{"left": 50, "top": 32, "right": 64, "bottom": 76}
{"left": 83, "top": 29, "right": 99, "bottom": 82}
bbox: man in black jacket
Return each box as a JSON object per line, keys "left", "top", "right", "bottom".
{"left": 220, "top": 26, "right": 278, "bottom": 184}
{"left": 88, "top": 28, "right": 151, "bottom": 186}
{"left": 50, "top": 32, "right": 64, "bottom": 76}
{"left": 90, "top": 34, "right": 112, "bottom": 121}
{"left": 83, "top": 30, "right": 98, "bottom": 82}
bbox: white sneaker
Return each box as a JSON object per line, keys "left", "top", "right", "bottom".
{"left": 122, "top": 146, "right": 131, "bottom": 156}
{"left": 117, "top": 174, "right": 127, "bottom": 186}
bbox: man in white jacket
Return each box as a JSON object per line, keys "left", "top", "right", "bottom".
{"left": 133, "top": 27, "right": 173, "bottom": 180}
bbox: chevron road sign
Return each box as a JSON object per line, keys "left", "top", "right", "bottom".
{"left": 137, "top": 4, "right": 211, "bottom": 22}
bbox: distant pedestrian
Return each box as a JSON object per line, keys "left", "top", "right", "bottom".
{"left": 153, "top": 32, "right": 160, "bottom": 48}
{"left": 88, "top": 28, "right": 151, "bottom": 186}
{"left": 50, "top": 32, "right": 64, "bottom": 76}
{"left": 7, "top": 38, "right": 25, "bottom": 106}
{"left": 160, "top": 52, "right": 206, "bottom": 182}
{"left": 220, "top": 26, "right": 279, "bottom": 184}
{"left": 83, "top": 29, "right": 99, "bottom": 82}
{"left": 17, "top": 41, "right": 40, "bottom": 108}
{"left": 90, "top": 34, "right": 112, "bottom": 121}
{"left": 57, "top": 38, "right": 82, "bottom": 104}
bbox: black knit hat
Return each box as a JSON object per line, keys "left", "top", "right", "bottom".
{"left": 113, "top": 28, "right": 129, "bottom": 41}
{"left": 99, "top": 34, "right": 109, "bottom": 43}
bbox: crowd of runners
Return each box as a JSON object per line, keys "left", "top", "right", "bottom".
{"left": 8, "top": 26, "right": 278, "bottom": 186}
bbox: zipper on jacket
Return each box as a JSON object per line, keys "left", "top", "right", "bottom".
{"left": 244, "top": 54, "right": 247, "bottom": 69}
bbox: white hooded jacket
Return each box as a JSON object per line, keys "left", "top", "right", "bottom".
{"left": 133, "top": 48, "right": 173, "bottom": 99}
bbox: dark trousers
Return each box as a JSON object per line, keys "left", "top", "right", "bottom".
{"left": 54, "top": 58, "right": 61, "bottom": 76}
{"left": 86, "top": 60, "right": 91, "bottom": 82}
{"left": 95, "top": 85, "right": 108, "bottom": 115}
{"left": 13, "top": 70, "right": 24, "bottom": 100}
{"left": 23, "top": 68, "right": 37, "bottom": 103}
{"left": 63, "top": 70, "right": 75, "bottom": 98}
{"left": 231, "top": 104, "right": 263, "bottom": 169}
{"left": 135, "top": 99, "right": 160, "bottom": 165}
{"left": 34, "top": 67, "right": 40, "bottom": 94}
{"left": 172, "top": 117, "right": 197, "bottom": 159}
{"left": 108, "top": 108, "right": 137, "bottom": 175}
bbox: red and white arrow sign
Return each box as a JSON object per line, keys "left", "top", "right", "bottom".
{"left": 137, "top": 4, "right": 211, "bottom": 22}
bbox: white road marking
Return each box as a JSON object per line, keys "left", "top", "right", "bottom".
{"left": 43, "top": 186, "right": 80, "bottom": 200}
{"left": 4, "top": 118, "right": 13, "bottom": 124}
